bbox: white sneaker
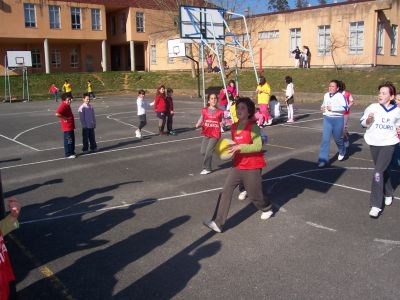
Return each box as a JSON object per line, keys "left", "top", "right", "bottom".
{"left": 200, "top": 169, "right": 211, "bottom": 175}
{"left": 369, "top": 207, "right": 381, "bottom": 218}
{"left": 318, "top": 162, "right": 326, "bottom": 168}
{"left": 338, "top": 151, "right": 346, "bottom": 161}
{"left": 385, "top": 196, "right": 393, "bottom": 206}
{"left": 266, "top": 119, "right": 273, "bottom": 126}
{"left": 221, "top": 127, "right": 225, "bottom": 133}
{"left": 261, "top": 210, "right": 274, "bottom": 220}
{"left": 67, "top": 154, "right": 76, "bottom": 159}
{"left": 238, "top": 190, "right": 247, "bottom": 201}
{"left": 203, "top": 220, "right": 222, "bottom": 233}
{"left": 135, "top": 129, "right": 140, "bottom": 138}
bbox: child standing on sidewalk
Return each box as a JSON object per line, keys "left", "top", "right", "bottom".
{"left": 78, "top": 93, "right": 97, "bottom": 153}
{"left": 166, "top": 88, "right": 176, "bottom": 135}
{"left": 135, "top": 89, "right": 154, "bottom": 139}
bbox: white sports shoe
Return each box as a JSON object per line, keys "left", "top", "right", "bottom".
{"left": 338, "top": 150, "right": 346, "bottom": 161}
{"left": 261, "top": 210, "right": 274, "bottom": 220}
{"left": 200, "top": 169, "right": 211, "bottom": 175}
{"left": 67, "top": 154, "right": 76, "bottom": 159}
{"left": 369, "top": 207, "right": 381, "bottom": 218}
{"left": 238, "top": 190, "right": 248, "bottom": 201}
{"left": 266, "top": 119, "right": 273, "bottom": 126}
{"left": 385, "top": 196, "right": 393, "bottom": 206}
{"left": 135, "top": 129, "right": 141, "bottom": 138}
{"left": 203, "top": 220, "right": 222, "bottom": 233}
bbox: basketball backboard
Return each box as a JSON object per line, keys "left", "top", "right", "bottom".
{"left": 6, "top": 51, "right": 32, "bottom": 68}
{"left": 179, "top": 5, "right": 225, "bottom": 42}
{"left": 168, "top": 39, "right": 186, "bottom": 58}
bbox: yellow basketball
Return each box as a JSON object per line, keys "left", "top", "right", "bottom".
{"left": 216, "top": 138, "right": 234, "bottom": 161}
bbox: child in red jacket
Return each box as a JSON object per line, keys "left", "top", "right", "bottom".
{"left": 154, "top": 85, "right": 167, "bottom": 135}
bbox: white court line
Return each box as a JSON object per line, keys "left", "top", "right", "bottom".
{"left": 0, "top": 134, "right": 39, "bottom": 151}
{"left": 18, "top": 166, "right": 381, "bottom": 224}
{"left": 0, "top": 135, "right": 203, "bottom": 170}
{"left": 106, "top": 114, "right": 156, "bottom": 135}
{"left": 374, "top": 238, "right": 400, "bottom": 245}
{"left": 306, "top": 222, "right": 337, "bottom": 232}
{"left": 13, "top": 121, "right": 59, "bottom": 140}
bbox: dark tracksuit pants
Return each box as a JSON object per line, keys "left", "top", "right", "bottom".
{"left": 212, "top": 167, "right": 272, "bottom": 228}
{"left": 369, "top": 145, "right": 395, "bottom": 208}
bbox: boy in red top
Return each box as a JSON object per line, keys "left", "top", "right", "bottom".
{"left": 165, "top": 88, "right": 176, "bottom": 136}
{"left": 0, "top": 197, "right": 21, "bottom": 300}
{"left": 55, "top": 93, "right": 76, "bottom": 158}
{"left": 203, "top": 97, "right": 273, "bottom": 233}
{"left": 154, "top": 85, "right": 167, "bottom": 135}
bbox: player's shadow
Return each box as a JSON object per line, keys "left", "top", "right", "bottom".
{"left": 261, "top": 158, "right": 346, "bottom": 214}
{"left": 346, "top": 133, "right": 363, "bottom": 157}
{"left": 0, "top": 157, "right": 21, "bottom": 164}
{"left": 172, "top": 127, "right": 197, "bottom": 134}
{"left": 17, "top": 215, "right": 192, "bottom": 300}
{"left": 93, "top": 138, "right": 144, "bottom": 152}
{"left": 114, "top": 241, "right": 221, "bottom": 299}
{"left": 9, "top": 181, "right": 152, "bottom": 284}
{"left": 3, "top": 178, "right": 63, "bottom": 198}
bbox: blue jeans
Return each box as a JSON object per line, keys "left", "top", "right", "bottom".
{"left": 63, "top": 131, "right": 75, "bottom": 157}
{"left": 82, "top": 128, "right": 97, "bottom": 151}
{"left": 318, "top": 116, "right": 345, "bottom": 164}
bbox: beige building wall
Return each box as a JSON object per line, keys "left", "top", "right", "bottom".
{"left": 0, "top": 0, "right": 106, "bottom": 74}
{"left": 150, "top": 0, "right": 399, "bottom": 70}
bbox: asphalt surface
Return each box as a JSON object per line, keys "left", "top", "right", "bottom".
{"left": 1, "top": 95, "right": 400, "bottom": 299}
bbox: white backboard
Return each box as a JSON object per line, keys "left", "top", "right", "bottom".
{"left": 180, "top": 6, "right": 225, "bottom": 41}
{"left": 6, "top": 51, "right": 32, "bottom": 68}
{"left": 168, "top": 39, "right": 186, "bottom": 58}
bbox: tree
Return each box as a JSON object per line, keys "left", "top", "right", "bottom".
{"left": 318, "top": 0, "right": 327, "bottom": 5}
{"left": 295, "top": 0, "right": 308, "bottom": 8}
{"left": 267, "top": 0, "right": 290, "bottom": 11}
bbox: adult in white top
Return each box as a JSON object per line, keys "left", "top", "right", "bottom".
{"left": 317, "top": 80, "right": 348, "bottom": 167}
{"left": 360, "top": 82, "right": 400, "bottom": 218}
{"left": 284, "top": 76, "right": 294, "bottom": 122}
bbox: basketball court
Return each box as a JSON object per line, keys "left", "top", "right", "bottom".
{"left": 1, "top": 94, "right": 400, "bottom": 299}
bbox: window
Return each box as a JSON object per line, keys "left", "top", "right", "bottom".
{"left": 91, "top": 9, "right": 101, "bottom": 30}
{"left": 136, "top": 12, "right": 144, "bottom": 32}
{"left": 391, "top": 25, "right": 398, "bottom": 56}
{"left": 31, "top": 49, "right": 41, "bottom": 68}
{"left": 349, "top": 21, "right": 364, "bottom": 54}
{"left": 71, "top": 7, "right": 81, "bottom": 29}
{"left": 51, "top": 49, "right": 61, "bottom": 68}
{"left": 120, "top": 13, "right": 126, "bottom": 33}
{"left": 150, "top": 44, "right": 156, "bottom": 64}
{"left": 49, "top": 5, "right": 60, "bottom": 29}
{"left": 24, "top": 3, "right": 36, "bottom": 28}
{"left": 70, "top": 49, "right": 79, "bottom": 68}
{"left": 111, "top": 16, "right": 116, "bottom": 35}
{"left": 377, "top": 22, "right": 384, "bottom": 55}
{"left": 258, "top": 30, "right": 279, "bottom": 40}
{"left": 318, "top": 25, "right": 331, "bottom": 55}
{"left": 289, "top": 28, "right": 301, "bottom": 53}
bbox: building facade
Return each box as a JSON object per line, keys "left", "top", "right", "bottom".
{"left": 149, "top": 0, "right": 400, "bottom": 70}
{"left": 0, "top": 0, "right": 193, "bottom": 74}
{"left": 1, "top": 0, "right": 399, "bottom": 75}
